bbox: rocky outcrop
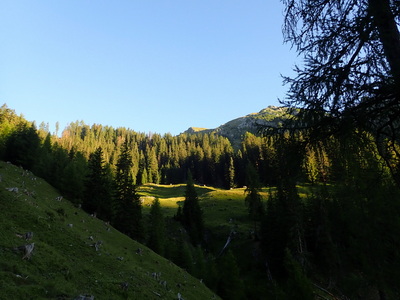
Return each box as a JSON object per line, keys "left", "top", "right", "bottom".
{"left": 183, "top": 106, "right": 291, "bottom": 148}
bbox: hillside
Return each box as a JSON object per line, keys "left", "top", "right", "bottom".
{"left": 184, "top": 106, "right": 291, "bottom": 147}
{"left": 0, "top": 161, "right": 219, "bottom": 300}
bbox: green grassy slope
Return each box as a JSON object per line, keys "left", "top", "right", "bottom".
{"left": 0, "top": 161, "right": 219, "bottom": 300}
{"left": 139, "top": 184, "right": 273, "bottom": 258}
{"left": 139, "top": 183, "right": 271, "bottom": 233}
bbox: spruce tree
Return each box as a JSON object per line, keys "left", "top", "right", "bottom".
{"left": 174, "top": 239, "right": 194, "bottom": 274}
{"left": 113, "top": 140, "right": 143, "bottom": 241}
{"left": 217, "top": 250, "right": 246, "bottom": 300}
{"left": 61, "top": 151, "right": 87, "bottom": 205}
{"left": 182, "top": 171, "right": 204, "bottom": 245}
{"left": 283, "top": 249, "right": 313, "bottom": 300}
{"left": 244, "top": 163, "right": 264, "bottom": 236}
{"left": 147, "top": 198, "right": 166, "bottom": 256}
{"left": 83, "top": 147, "right": 113, "bottom": 221}
{"left": 5, "top": 122, "right": 40, "bottom": 170}
{"left": 260, "top": 135, "right": 306, "bottom": 278}
{"left": 226, "top": 154, "right": 235, "bottom": 189}
{"left": 147, "top": 146, "right": 159, "bottom": 183}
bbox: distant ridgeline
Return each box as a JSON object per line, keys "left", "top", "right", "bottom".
{"left": 184, "top": 106, "right": 291, "bottom": 148}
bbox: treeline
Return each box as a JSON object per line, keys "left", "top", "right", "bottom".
{"left": 0, "top": 105, "right": 281, "bottom": 194}
{"left": 0, "top": 104, "right": 335, "bottom": 199}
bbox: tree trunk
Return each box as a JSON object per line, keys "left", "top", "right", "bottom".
{"left": 369, "top": 0, "right": 400, "bottom": 88}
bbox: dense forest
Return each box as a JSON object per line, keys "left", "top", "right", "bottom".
{"left": 0, "top": 104, "right": 289, "bottom": 198}
{"left": 3, "top": 0, "right": 400, "bottom": 298}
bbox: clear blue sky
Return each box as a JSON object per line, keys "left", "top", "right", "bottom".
{"left": 1, "top": 0, "right": 298, "bottom": 136}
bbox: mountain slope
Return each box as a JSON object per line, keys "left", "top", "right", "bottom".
{"left": 0, "top": 161, "right": 218, "bottom": 299}
{"left": 184, "top": 106, "right": 291, "bottom": 147}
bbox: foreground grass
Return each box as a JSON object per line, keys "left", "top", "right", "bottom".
{"left": 0, "top": 161, "right": 218, "bottom": 299}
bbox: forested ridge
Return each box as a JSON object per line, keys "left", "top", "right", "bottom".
{"left": 1, "top": 104, "right": 290, "bottom": 197}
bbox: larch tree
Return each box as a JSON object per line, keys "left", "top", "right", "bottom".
{"left": 282, "top": 0, "right": 400, "bottom": 185}
{"left": 279, "top": 3, "right": 400, "bottom": 294}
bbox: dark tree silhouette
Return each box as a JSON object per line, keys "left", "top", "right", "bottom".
{"left": 244, "top": 163, "right": 264, "bottom": 236}
{"left": 216, "top": 250, "right": 246, "bottom": 300}
{"left": 147, "top": 197, "right": 166, "bottom": 256}
{"left": 182, "top": 171, "right": 204, "bottom": 246}
{"left": 83, "top": 147, "right": 113, "bottom": 221}
{"left": 282, "top": 0, "right": 400, "bottom": 185}
{"left": 113, "top": 140, "right": 143, "bottom": 241}
{"left": 5, "top": 123, "right": 40, "bottom": 169}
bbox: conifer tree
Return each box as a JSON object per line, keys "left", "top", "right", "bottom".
{"left": 147, "top": 197, "right": 166, "bottom": 256}
{"left": 113, "top": 140, "right": 143, "bottom": 241}
{"left": 174, "top": 238, "right": 194, "bottom": 274}
{"left": 147, "top": 146, "right": 159, "bottom": 183}
{"left": 34, "top": 133, "right": 53, "bottom": 180}
{"left": 137, "top": 150, "right": 147, "bottom": 185}
{"left": 83, "top": 147, "right": 113, "bottom": 221}
{"left": 226, "top": 154, "right": 235, "bottom": 189}
{"left": 61, "top": 151, "right": 87, "bottom": 205}
{"left": 217, "top": 250, "right": 246, "bottom": 300}
{"left": 283, "top": 249, "right": 313, "bottom": 300}
{"left": 260, "top": 135, "right": 306, "bottom": 278}
{"left": 182, "top": 171, "right": 204, "bottom": 245}
{"left": 244, "top": 163, "right": 264, "bottom": 236}
{"left": 5, "top": 122, "right": 40, "bottom": 170}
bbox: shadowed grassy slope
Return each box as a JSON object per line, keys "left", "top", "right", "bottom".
{"left": 138, "top": 184, "right": 273, "bottom": 254}
{"left": 0, "top": 161, "right": 219, "bottom": 300}
{"left": 139, "top": 184, "right": 271, "bottom": 231}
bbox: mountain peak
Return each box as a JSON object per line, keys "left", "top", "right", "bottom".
{"left": 183, "top": 106, "right": 290, "bottom": 147}
{"left": 185, "top": 127, "right": 209, "bottom": 134}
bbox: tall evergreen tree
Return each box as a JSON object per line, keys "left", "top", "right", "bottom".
{"left": 174, "top": 238, "right": 194, "bottom": 274}
{"left": 5, "top": 122, "right": 40, "bottom": 170}
{"left": 0, "top": 104, "right": 25, "bottom": 159}
{"left": 217, "top": 250, "right": 246, "bottom": 300}
{"left": 83, "top": 147, "right": 113, "bottom": 221}
{"left": 226, "top": 154, "right": 235, "bottom": 189}
{"left": 147, "top": 146, "right": 159, "bottom": 183}
{"left": 113, "top": 140, "right": 143, "bottom": 241}
{"left": 147, "top": 197, "right": 166, "bottom": 256}
{"left": 283, "top": 249, "right": 314, "bottom": 300}
{"left": 34, "top": 133, "right": 53, "bottom": 180}
{"left": 260, "top": 135, "right": 306, "bottom": 278}
{"left": 244, "top": 163, "right": 264, "bottom": 236}
{"left": 182, "top": 171, "right": 204, "bottom": 245}
{"left": 61, "top": 151, "right": 87, "bottom": 205}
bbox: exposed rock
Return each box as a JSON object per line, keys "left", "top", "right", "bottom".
{"left": 183, "top": 106, "right": 292, "bottom": 148}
